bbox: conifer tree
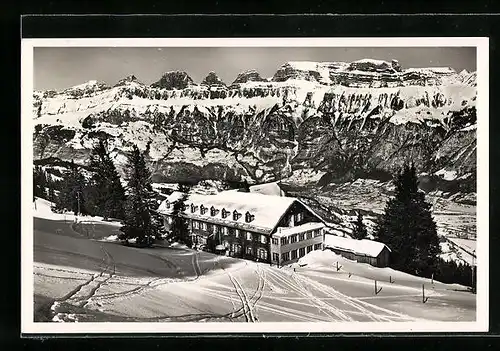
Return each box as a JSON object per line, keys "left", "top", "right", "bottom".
{"left": 33, "top": 165, "right": 47, "bottom": 199}
{"left": 374, "top": 164, "right": 441, "bottom": 276}
{"left": 169, "top": 182, "right": 192, "bottom": 247}
{"left": 120, "top": 145, "right": 160, "bottom": 246}
{"left": 352, "top": 212, "right": 368, "bottom": 240}
{"left": 88, "top": 140, "right": 126, "bottom": 220}
{"left": 55, "top": 160, "right": 89, "bottom": 215}
{"left": 46, "top": 173, "right": 56, "bottom": 202}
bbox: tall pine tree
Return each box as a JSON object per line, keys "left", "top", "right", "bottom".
{"left": 169, "top": 182, "right": 193, "bottom": 247}
{"left": 55, "top": 160, "right": 89, "bottom": 215}
{"left": 88, "top": 140, "right": 126, "bottom": 220}
{"left": 352, "top": 212, "right": 368, "bottom": 240}
{"left": 375, "top": 164, "right": 441, "bottom": 276}
{"left": 33, "top": 165, "right": 47, "bottom": 199}
{"left": 120, "top": 145, "right": 161, "bottom": 246}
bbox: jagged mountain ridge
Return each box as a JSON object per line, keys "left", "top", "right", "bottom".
{"left": 33, "top": 59, "right": 477, "bottom": 189}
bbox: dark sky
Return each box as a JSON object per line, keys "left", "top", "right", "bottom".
{"left": 34, "top": 47, "right": 477, "bottom": 91}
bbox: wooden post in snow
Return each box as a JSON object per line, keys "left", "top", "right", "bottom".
{"left": 389, "top": 275, "right": 394, "bottom": 284}
{"left": 422, "top": 284, "right": 429, "bottom": 303}
{"left": 374, "top": 280, "right": 382, "bottom": 295}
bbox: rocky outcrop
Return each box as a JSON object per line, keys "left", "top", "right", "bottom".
{"left": 231, "top": 69, "right": 267, "bottom": 86}
{"left": 114, "top": 74, "right": 142, "bottom": 87}
{"left": 201, "top": 71, "right": 227, "bottom": 88}
{"left": 61, "top": 80, "right": 110, "bottom": 99}
{"left": 150, "top": 71, "right": 195, "bottom": 90}
{"left": 272, "top": 62, "right": 324, "bottom": 83}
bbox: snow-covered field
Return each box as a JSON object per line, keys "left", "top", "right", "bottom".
{"left": 32, "top": 197, "right": 475, "bottom": 324}
{"left": 33, "top": 197, "right": 122, "bottom": 226}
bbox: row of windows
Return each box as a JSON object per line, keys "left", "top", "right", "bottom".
{"left": 275, "top": 243, "right": 322, "bottom": 262}
{"left": 270, "top": 229, "right": 322, "bottom": 246}
{"left": 227, "top": 243, "right": 268, "bottom": 260}
{"left": 165, "top": 201, "right": 256, "bottom": 223}
{"left": 192, "top": 220, "right": 268, "bottom": 244}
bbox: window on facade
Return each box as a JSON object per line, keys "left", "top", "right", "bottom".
{"left": 299, "top": 247, "right": 305, "bottom": 257}
{"left": 307, "top": 245, "right": 313, "bottom": 253}
{"left": 299, "top": 233, "right": 305, "bottom": 241}
{"left": 221, "top": 208, "right": 229, "bottom": 219}
{"left": 232, "top": 244, "right": 241, "bottom": 254}
{"left": 245, "top": 211, "right": 255, "bottom": 223}
{"left": 306, "top": 231, "right": 312, "bottom": 240}
{"left": 233, "top": 210, "right": 241, "bottom": 221}
{"left": 246, "top": 232, "right": 252, "bottom": 241}
{"left": 200, "top": 205, "right": 206, "bottom": 215}
{"left": 260, "top": 235, "right": 267, "bottom": 244}
{"left": 295, "top": 212, "right": 303, "bottom": 223}
{"left": 258, "top": 249, "right": 268, "bottom": 260}
{"left": 280, "top": 237, "right": 287, "bottom": 246}
{"left": 223, "top": 227, "right": 228, "bottom": 235}
{"left": 272, "top": 253, "right": 279, "bottom": 262}
{"left": 290, "top": 235, "right": 297, "bottom": 244}
{"left": 271, "top": 238, "right": 279, "bottom": 245}
{"left": 282, "top": 252, "right": 290, "bottom": 262}
{"left": 314, "top": 243, "right": 322, "bottom": 250}
{"left": 235, "top": 229, "right": 240, "bottom": 238}
{"left": 291, "top": 250, "right": 297, "bottom": 260}
{"left": 313, "top": 230, "right": 321, "bottom": 237}
{"left": 246, "top": 246, "right": 253, "bottom": 255}
{"left": 192, "top": 221, "right": 199, "bottom": 229}
{"left": 165, "top": 201, "right": 170, "bottom": 209}
{"left": 210, "top": 206, "right": 219, "bottom": 217}
{"left": 190, "top": 203, "right": 197, "bottom": 213}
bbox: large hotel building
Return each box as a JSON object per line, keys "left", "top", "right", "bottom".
{"left": 157, "top": 190, "right": 325, "bottom": 266}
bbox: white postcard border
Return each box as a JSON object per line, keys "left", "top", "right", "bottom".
{"left": 21, "top": 37, "right": 489, "bottom": 334}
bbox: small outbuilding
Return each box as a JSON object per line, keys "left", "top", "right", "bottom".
{"left": 324, "top": 235, "right": 391, "bottom": 268}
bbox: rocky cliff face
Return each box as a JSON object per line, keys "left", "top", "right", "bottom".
{"left": 32, "top": 59, "right": 477, "bottom": 191}
{"left": 231, "top": 69, "right": 267, "bottom": 86}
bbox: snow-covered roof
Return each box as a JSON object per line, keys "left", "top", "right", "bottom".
{"left": 157, "top": 191, "right": 306, "bottom": 234}
{"left": 273, "top": 222, "right": 325, "bottom": 238}
{"left": 249, "top": 182, "right": 285, "bottom": 197}
{"left": 324, "top": 234, "right": 391, "bottom": 258}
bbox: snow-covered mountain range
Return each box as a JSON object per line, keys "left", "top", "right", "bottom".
{"left": 33, "top": 58, "right": 477, "bottom": 190}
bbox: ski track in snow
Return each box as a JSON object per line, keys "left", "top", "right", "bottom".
{"left": 35, "top": 210, "right": 470, "bottom": 323}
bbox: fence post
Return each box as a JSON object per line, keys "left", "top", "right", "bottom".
{"left": 422, "top": 284, "right": 428, "bottom": 303}
{"left": 374, "top": 280, "right": 382, "bottom": 295}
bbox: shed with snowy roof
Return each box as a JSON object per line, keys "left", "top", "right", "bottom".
{"left": 324, "top": 235, "right": 391, "bottom": 267}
